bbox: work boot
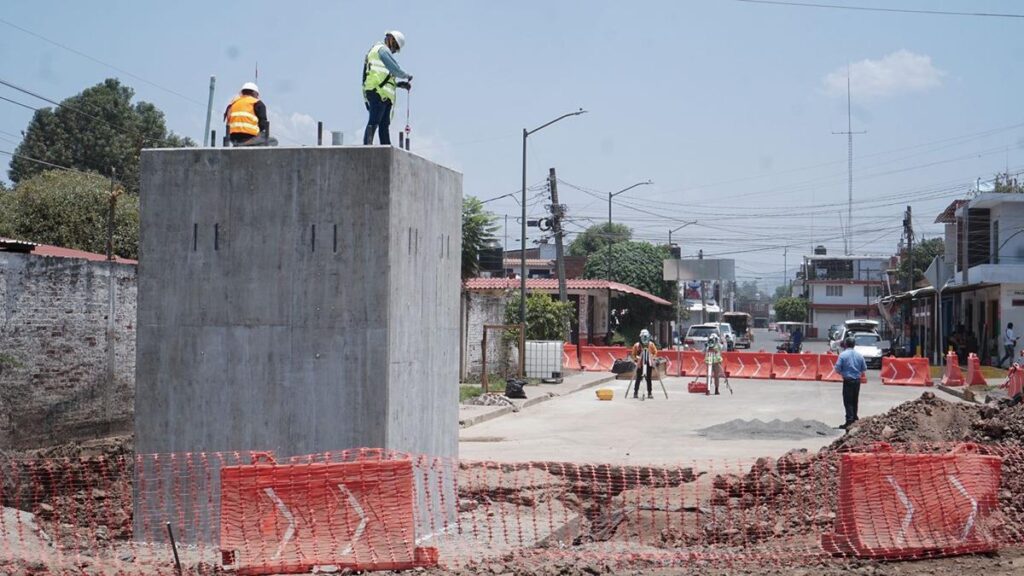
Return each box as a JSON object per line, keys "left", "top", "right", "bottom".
{"left": 714, "top": 388, "right": 720, "bottom": 395}
{"left": 633, "top": 392, "right": 638, "bottom": 399}
{"left": 647, "top": 392, "right": 653, "bottom": 399}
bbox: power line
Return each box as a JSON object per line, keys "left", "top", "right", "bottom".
{"left": 0, "top": 94, "right": 39, "bottom": 111}
{"left": 0, "top": 149, "right": 105, "bottom": 178}
{"left": 0, "top": 17, "right": 207, "bottom": 106}
{"left": 733, "top": 0, "right": 1024, "bottom": 18}
{"left": 0, "top": 77, "right": 180, "bottom": 147}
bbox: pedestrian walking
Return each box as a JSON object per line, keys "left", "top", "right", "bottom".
{"left": 631, "top": 329, "right": 658, "bottom": 399}
{"left": 1000, "top": 322, "right": 1020, "bottom": 368}
{"left": 835, "top": 336, "right": 867, "bottom": 429}
{"left": 362, "top": 30, "right": 412, "bottom": 145}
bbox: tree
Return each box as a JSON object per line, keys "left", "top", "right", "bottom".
{"left": 733, "top": 280, "right": 760, "bottom": 310}
{"left": 462, "top": 195, "right": 499, "bottom": 279}
{"left": 774, "top": 297, "right": 808, "bottom": 322}
{"left": 0, "top": 183, "right": 13, "bottom": 238}
{"left": 5, "top": 170, "right": 139, "bottom": 259}
{"left": 8, "top": 78, "right": 193, "bottom": 194}
{"left": 898, "top": 237, "right": 944, "bottom": 287}
{"left": 773, "top": 284, "right": 791, "bottom": 301}
{"left": 582, "top": 241, "right": 677, "bottom": 340}
{"left": 567, "top": 222, "right": 632, "bottom": 256}
{"left": 504, "top": 292, "right": 575, "bottom": 340}
{"left": 993, "top": 172, "right": 1024, "bottom": 194}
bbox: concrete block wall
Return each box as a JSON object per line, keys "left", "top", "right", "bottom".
{"left": 0, "top": 253, "right": 136, "bottom": 449}
{"left": 135, "top": 147, "right": 461, "bottom": 459}
{"left": 461, "top": 292, "right": 512, "bottom": 379}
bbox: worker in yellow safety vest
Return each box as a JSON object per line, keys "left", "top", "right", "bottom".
{"left": 223, "top": 82, "right": 269, "bottom": 146}
{"left": 363, "top": 30, "right": 412, "bottom": 145}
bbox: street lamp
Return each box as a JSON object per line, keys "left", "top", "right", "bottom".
{"left": 668, "top": 221, "right": 697, "bottom": 349}
{"left": 605, "top": 180, "right": 653, "bottom": 343}
{"left": 520, "top": 109, "right": 588, "bottom": 325}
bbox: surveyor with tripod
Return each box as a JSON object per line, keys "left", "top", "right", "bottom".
{"left": 631, "top": 329, "right": 658, "bottom": 400}
{"left": 705, "top": 333, "right": 725, "bottom": 396}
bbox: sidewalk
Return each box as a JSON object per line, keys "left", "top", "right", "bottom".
{"left": 459, "top": 371, "right": 616, "bottom": 428}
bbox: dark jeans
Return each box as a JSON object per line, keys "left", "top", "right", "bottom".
{"left": 634, "top": 366, "right": 652, "bottom": 397}
{"left": 1000, "top": 344, "right": 1016, "bottom": 367}
{"left": 363, "top": 90, "right": 393, "bottom": 145}
{"left": 842, "top": 377, "right": 861, "bottom": 425}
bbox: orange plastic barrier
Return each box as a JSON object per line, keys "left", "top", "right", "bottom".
{"left": 818, "top": 352, "right": 867, "bottom": 383}
{"left": 821, "top": 443, "right": 1002, "bottom": 559}
{"left": 577, "top": 346, "right": 630, "bottom": 372}
{"left": 1005, "top": 366, "right": 1024, "bottom": 398}
{"left": 940, "top": 351, "right": 964, "bottom": 386}
{"left": 965, "top": 353, "right": 988, "bottom": 386}
{"left": 881, "top": 357, "right": 932, "bottom": 386}
{"left": 220, "top": 454, "right": 432, "bottom": 574}
{"left": 771, "top": 353, "right": 818, "bottom": 381}
{"left": 722, "top": 351, "right": 774, "bottom": 379}
{"left": 562, "top": 344, "right": 581, "bottom": 371}
{"left": 679, "top": 350, "right": 704, "bottom": 376}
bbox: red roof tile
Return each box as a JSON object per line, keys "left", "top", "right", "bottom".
{"left": 463, "top": 278, "right": 672, "bottom": 306}
{"left": 1, "top": 237, "right": 137, "bottom": 264}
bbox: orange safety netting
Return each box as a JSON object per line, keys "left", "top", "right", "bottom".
{"left": 1, "top": 443, "right": 1023, "bottom": 574}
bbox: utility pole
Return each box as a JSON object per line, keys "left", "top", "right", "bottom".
{"left": 548, "top": 168, "right": 568, "bottom": 306}
{"left": 833, "top": 67, "right": 866, "bottom": 255}
{"left": 783, "top": 246, "right": 788, "bottom": 296}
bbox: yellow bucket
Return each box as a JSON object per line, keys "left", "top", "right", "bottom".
{"left": 595, "top": 388, "right": 614, "bottom": 401}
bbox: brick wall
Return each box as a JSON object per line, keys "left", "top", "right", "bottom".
{"left": 462, "top": 291, "right": 516, "bottom": 379}
{"left": 0, "top": 253, "right": 137, "bottom": 449}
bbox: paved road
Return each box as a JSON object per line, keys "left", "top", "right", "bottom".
{"left": 458, "top": 371, "right": 932, "bottom": 466}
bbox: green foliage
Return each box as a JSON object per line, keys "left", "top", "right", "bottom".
{"left": 993, "top": 172, "right": 1024, "bottom": 194}
{"left": 504, "top": 292, "right": 575, "bottom": 340}
{"left": 733, "top": 280, "right": 761, "bottom": 310}
{"left": 773, "top": 284, "right": 792, "bottom": 301}
{"left": 5, "top": 170, "right": 139, "bottom": 259}
{"left": 774, "top": 297, "right": 808, "bottom": 322}
{"left": 0, "top": 186, "right": 14, "bottom": 238}
{"left": 8, "top": 78, "right": 194, "bottom": 194}
{"left": 462, "top": 196, "right": 499, "bottom": 279}
{"left": 582, "top": 241, "right": 677, "bottom": 339}
{"left": 897, "top": 237, "right": 945, "bottom": 287}
{"left": 567, "top": 223, "right": 632, "bottom": 256}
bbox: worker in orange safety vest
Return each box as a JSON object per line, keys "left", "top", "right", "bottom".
{"left": 224, "top": 82, "right": 269, "bottom": 146}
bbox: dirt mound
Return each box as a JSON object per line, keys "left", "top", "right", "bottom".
{"left": 830, "top": 392, "right": 978, "bottom": 450}
{"left": 697, "top": 418, "right": 840, "bottom": 441}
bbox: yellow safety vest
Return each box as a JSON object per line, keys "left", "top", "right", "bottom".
{"left": 363, "top": 42, "right": 397, "bottom": 103}
{"left": 226, "top": 96, "right": 260, "bottom": 136}
{"left": 705, "top": 343, "right": 722, "bottom": 365}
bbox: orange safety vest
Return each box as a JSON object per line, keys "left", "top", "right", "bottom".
{"left": 226, "top": 95, "right": 260, "bottom": 136}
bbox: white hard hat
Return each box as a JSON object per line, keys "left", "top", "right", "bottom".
{"left": 386, "top": 30, "right": 405, "bottom": 50}
{"left": 709, "top": 333, "right": 720, "bottom": 342}
{"left": 640, "top": 329, "right": 650, "bottom": 338}
{"left": 241, "top": 82, "right": 259, "bottom": 95}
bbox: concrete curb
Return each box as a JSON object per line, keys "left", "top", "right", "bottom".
{"left": 458, "top": 405, "right": 513, "bottom": 428}
{"left": 459, "top": 374, "right": 617, "bottom": 429}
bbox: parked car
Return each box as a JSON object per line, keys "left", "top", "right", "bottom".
{"left": 684, "top": 323, "right": 723, "bottom": 350}
{"left": 830, "top": 319, "right": 882, "bottom": 353}
{"left": 723, "top": 312, "right": 753, "bottom": 349}
{"left": 848, "top": 332, "right": 886, "bottom": 369}
{"left": 827, "top": 324, "right": 842, "bottom": 342}
{"left": 717, "top": 323, "right": 737, "bottom": 351}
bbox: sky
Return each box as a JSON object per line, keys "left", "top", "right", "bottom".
{"left": 1, "top": 0, "right": 1022, "bottom": 291}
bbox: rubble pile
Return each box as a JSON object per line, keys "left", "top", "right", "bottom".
{"left": 1, "top": 436, "right": 135, "bottom": 546}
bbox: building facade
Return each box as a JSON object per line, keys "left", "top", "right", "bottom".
{"left": 799, "top": 254, "right": 889, "bottom": 338}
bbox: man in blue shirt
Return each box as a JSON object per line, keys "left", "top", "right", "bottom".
{"left": 835, "top": 336, "right": 867, "bottom": 429}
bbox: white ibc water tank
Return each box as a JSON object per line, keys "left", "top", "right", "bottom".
{"left": 524, "top": 340, "right": 564, "bottom": 379}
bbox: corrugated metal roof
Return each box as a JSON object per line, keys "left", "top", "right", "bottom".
{"left": 502, "top": 258, "right": 553, "bottom": 267}
{"left": 463, "top": 278, "right": 672, "bottom": 306}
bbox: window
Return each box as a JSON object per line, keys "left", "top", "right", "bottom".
{"left": 826, "top": 285, "right": 843, "bottom": 297}
{"left": 863, "top": 285, "right": 882, "bottom": 298}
